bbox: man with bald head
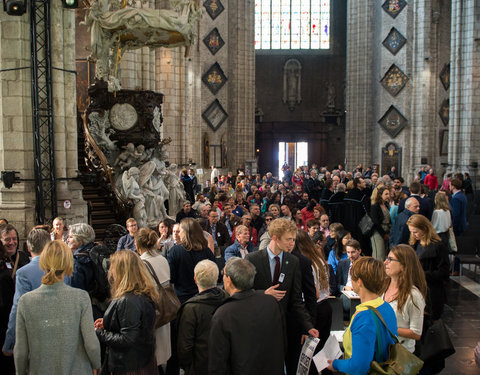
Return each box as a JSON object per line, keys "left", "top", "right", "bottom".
{"left": 389, "top": 197, "right": 420, "bottom": 246}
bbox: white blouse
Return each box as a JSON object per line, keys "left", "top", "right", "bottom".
{"left": 384, "top": 286, "right": 426, "bottom": 353}
{"left": 431, "top": 209, "right": 451, "bottom": 233}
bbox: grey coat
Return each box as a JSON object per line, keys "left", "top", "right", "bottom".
{"left": 15, "top": 281, "right": 101, "bottom": 375}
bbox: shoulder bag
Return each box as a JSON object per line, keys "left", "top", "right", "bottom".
{"left": 367, "top": 306, "right": 424, "bottom": 375}
{"left": 143, "top": 259, "right": 181, "bottom": 328}
{"left": 359, "top": 204, "right": 374, "bottom": 236}
{"left": 447, "top": 227, "right": 457, "bottom": 253}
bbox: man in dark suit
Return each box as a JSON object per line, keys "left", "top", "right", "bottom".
{"left": 246, "top": 218, "right": 318, "bottom": 375}
{"left": 209, "top": 258, "right": 284, "bottom": 375}
{"left": 205, "top": 209, "right": 230, "bottom": 256}
{"left": 398, "top": 181, "right": 433, "bottom": 220}
{"left": 389, "top": 197, "right": 420, "bottom": 247}
{"left": 450, "top": 178, "right": 468, "bottom": 236}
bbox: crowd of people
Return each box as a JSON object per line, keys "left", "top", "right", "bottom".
{"left": 0, "top": 162, "right": 474, "bottom": 374}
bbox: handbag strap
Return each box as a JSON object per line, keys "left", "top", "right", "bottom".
{"left": 369, "top": 310, "right": 385, "bottom": 363}
{"left": 142, "top": 259, "right": 162, "bottom": 289}
{"left": 367, "top": 306, "right": 399, "bottom": 343}
{"left": 10, "top": 251, "right": 20, "bottom": 279}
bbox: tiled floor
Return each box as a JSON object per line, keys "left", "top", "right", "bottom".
{"left": 441, "top": 276, "right": 480, "bottom": 374}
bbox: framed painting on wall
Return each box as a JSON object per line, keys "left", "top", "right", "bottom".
{"left": 380, "top": 64, "right": 409, "bottom": 97}
{"left": 202, "top": 99, "right": 228, "bottom": 131}
{"left": 440, "top": 130, "right": 448, "bottom": 156}
{"left": 204, "top": 0, "right": 224, "bottom": 20}
{"left": 382, "top": 28, "right": 407, "bottom": 55}
{"left": 203, "top": 28, "right": 225, "bottom": 55}
{"left": 382, "top": 0, "right": 407, "bottom": 19}
{"left": 378, "top": 105, "right": 408, "bottom": 138}
{"left": 202, "top": 62, "right": 228, "bottom": 95}
{"left": 440, "top": 63, "right": 450, "bottom": 90}
{"left": 439, "top": 98, "right": 449, "bottom": 126}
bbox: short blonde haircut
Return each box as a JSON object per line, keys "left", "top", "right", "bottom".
{"left": 235, "top": 224, "right": 249, "bottom": 235}
{"left": 268, "top": 218, "right": 297, "bottom": 238}
{"left": 126, "top": 218, "right": 136, "bottom": 226}
{"left": 350, "top": 257, "right": 386, "bottom": 295}
{"left": 40, "top": 240, "right": 74, "bottom": 285}
{"left": 194, "top": 259, "right": 219, "bottom": 289}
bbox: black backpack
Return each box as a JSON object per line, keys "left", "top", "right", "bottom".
{"left": 88, "top": 243, "right": 115, "bottom": 303}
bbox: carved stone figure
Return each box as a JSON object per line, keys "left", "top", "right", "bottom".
{"left": 88, "top": 111, "right": 117, "bottom": 151}
{"left": 138, "top": 160, "right": 172, "bottom": 225}
{"left": 327, "top": 81, "right": 336, "bottom": 109}
{"left": 82, "top": 0, "right": 204, "bottom": 91}
{"left": 164, "top": 164, "right": 186, "bottom": 216}
{"left": 283, "top": 59, "right": 302, "bottom": 111}
{"left": 114, "top": 143, "right": 137, "bottom": 171}
{"left": 121, "top": 167, "right": 147, "bottom": 228}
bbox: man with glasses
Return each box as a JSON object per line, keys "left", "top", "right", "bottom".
{"left": 116, "top": 218, "right": 137, "bottom": 251}
{"left": 204, "top": 209, "right": 230, "bottom": 257}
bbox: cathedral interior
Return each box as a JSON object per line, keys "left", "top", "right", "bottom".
{"left": 0, "top": 1, "right": 480, "bottom": 372}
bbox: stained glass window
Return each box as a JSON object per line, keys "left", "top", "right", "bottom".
{"left": 255, "top": 0, "right": 330, "bottom": 50}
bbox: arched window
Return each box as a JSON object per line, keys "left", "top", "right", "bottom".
{"left": 255, "top": 0, "right": 330, "bottom": 50}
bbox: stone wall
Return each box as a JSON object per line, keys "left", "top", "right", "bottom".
{"left": 0, "top": 5, "right": 86, "bottom": 237}
{"left": 344, "top": 0, "right": 467, "bottom": 183}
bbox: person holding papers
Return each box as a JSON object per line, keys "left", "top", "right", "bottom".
{"left": 327, "top": 257, "right": 397, "bottom": 375}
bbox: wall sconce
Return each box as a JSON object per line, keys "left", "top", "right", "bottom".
{"left": 2, "top": 0, "right": 26, "bottom": 15}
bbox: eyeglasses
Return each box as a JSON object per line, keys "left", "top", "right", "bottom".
{"left": 265, "top": 218, "right": 273, "bottom": 221}
{"left": 385, "top": 257, "right": 401, "bottom": 264}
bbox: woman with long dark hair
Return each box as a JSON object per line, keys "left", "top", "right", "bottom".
{"left": 327, "top": 229, "right": 351, "bottom": 274}
{"left": 370, "top": 186, "right": 391, "bottom": 261}
{"left": 407, "top": 214, "right": 450, "bottom": 320}
{"left": 95, "top": 250, "right": 159, "bottom": 374}
{"left": 167, "top": 218, "right": 215, "bottom": 303}
{"left": 383, "top": 244, "right": 427, "bottom": 353}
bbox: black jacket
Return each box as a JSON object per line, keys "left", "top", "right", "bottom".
{"left": 328, "top": 191, "right": 346, "bottom": 224}
{"left": 177, "top": 288, "right": 228, "bottom": 375}
{"left": 370, "top": 203, "right": 390, "bottom": 237}
{"left": 343, "top": 188, "right": 368, "bottom": 241}
{"left": 415, "top": 241, "right": 450, "bottom": 320}
{"left": 209, "top": 290, "right": 285, "bottom": 375}
{"left": 96, "top": 293, "right": 156, "bottom": 373}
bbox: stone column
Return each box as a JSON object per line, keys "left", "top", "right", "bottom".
{"left": 448, "top": 0, "right": 480, "bottom": 176}
{"left": 345, "top": 0, "right": 376, "bottom": 170}
{"left": 227, "top": 0, "right": 255, "bottom": 172}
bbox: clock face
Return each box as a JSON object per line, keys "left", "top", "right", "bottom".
{"left": 109, "top": 103, "right": 138, "bottom": 131}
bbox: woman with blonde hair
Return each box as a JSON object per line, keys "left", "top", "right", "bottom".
{"left": 167, "top": 218, "right": 215, "bottom": 303}
{"left": 135, "top": 228, "right": 171, "bottom": 372}
{"left": 407, "top": 214, "right": 450, "bottom": 320}
{"left": 50, "top": 216, "right": 68, "bottom": 242}
{"left": 294, "top": 231, "right": 333, "bottom": 349}
{"left": 431, "top": 191, "right": 452, "bottom": 246}
{"left": 95, "top": 250, "right": 159, "bottom": 374}
{"left": 383, "top": 244, "right": 427, "bottom": 353}
{"left": 15, "top": 240, "right": 100, "bottom": 374}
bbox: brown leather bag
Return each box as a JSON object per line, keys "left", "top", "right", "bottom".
{"left": 143, "top": 259, "right": 181, "bottom": 328}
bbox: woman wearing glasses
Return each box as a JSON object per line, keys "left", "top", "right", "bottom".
{"left": 383, "top": 244, "right": 427, "bottom": 353}
{"left": 407, "top": 214, "right": 450, "bottom": 320}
